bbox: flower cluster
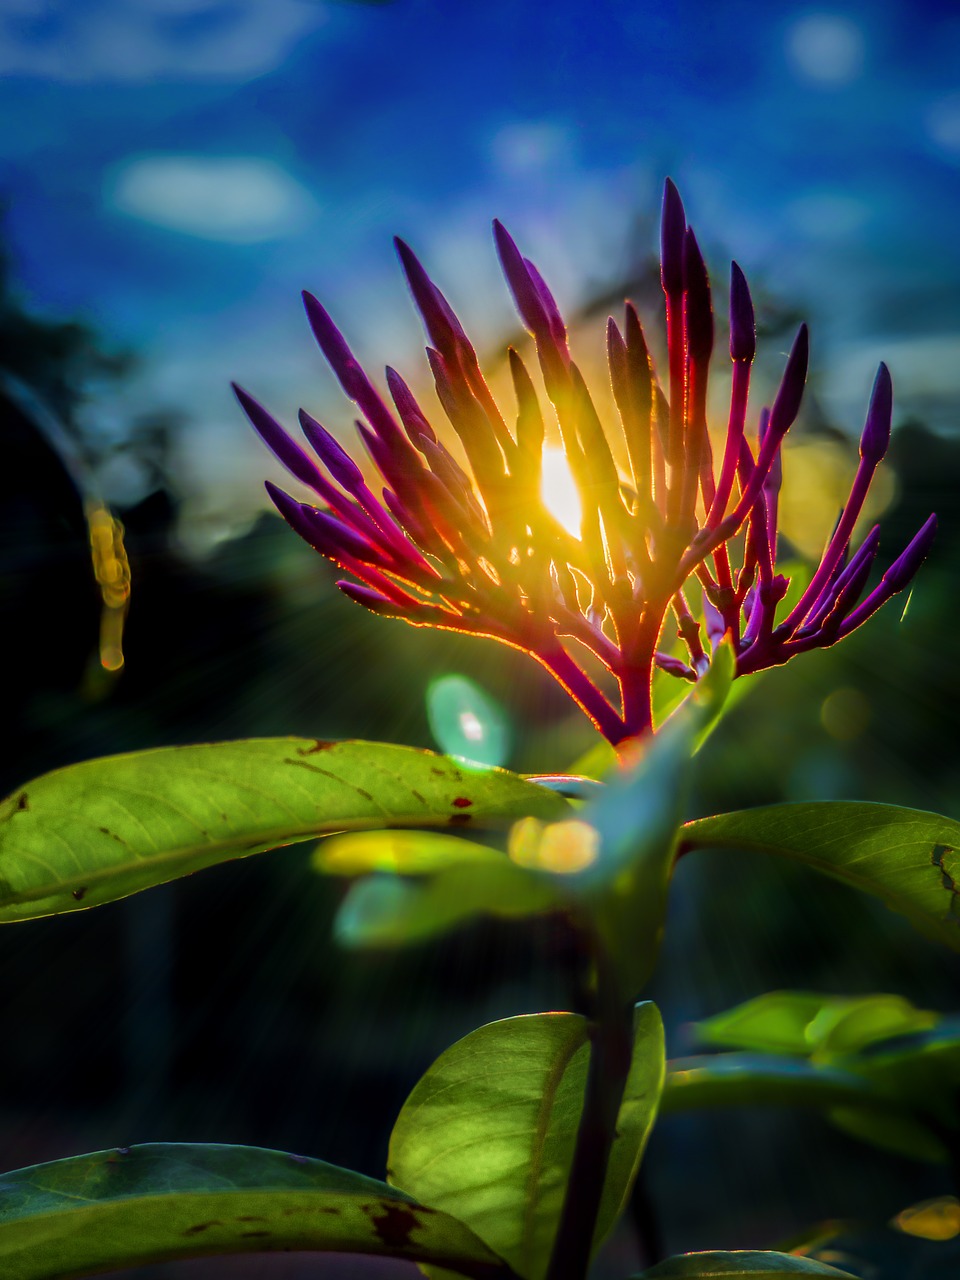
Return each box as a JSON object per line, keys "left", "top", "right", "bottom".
{"left": 235, "top": 181, "right": 935, "bottom": 747}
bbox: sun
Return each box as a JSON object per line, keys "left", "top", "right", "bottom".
{"left": 539, "top": 445, "right": 582, "bottom": 538}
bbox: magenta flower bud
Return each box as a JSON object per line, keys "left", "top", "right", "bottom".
{"left": 234, "top": 384, "right": 324, "bottom": 492}
{"left": 660, "top": 178, "right": 686, "bottom": 297}
{"left": 492, "top": 219, "right": 552, "bottom": 341}
{"left": 729, "top": 262, "right": 755, "bottom": 364}
{"left": 859, "top": 362, "right": 893, "bottom": 463}
{"left": 336, "top": 581, "right": 412, "bottom": 617}
{"left": 394, "top": 237, "right": 471, "bottom": 360}
{"left": 298, "top": 409, "right": 366, "bottom": 493}
{"left": 683, "top": 228, "right": 713, "bottom": 364}
{"left": 767, "top": 324, "right": 809, "bottom": 441}
{"left": 881, "top": 513, "right": 938, "bottom": 594}
{"left": 385, "top": 367, "right": 438, "bottom": 446}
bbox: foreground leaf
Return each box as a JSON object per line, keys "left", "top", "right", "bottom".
{"left": 0, "top": 1143, "right": 510, "bottom": 1280}
{"left": 0, "top": 739, "right": 570, "bottom": 922}
{"left": 637, "top": 1251, "right": 855, "bottom": 1277}
{"left": 681, "top": 803, "right": 960, "bottom": 951}
{"left": 389, "top": 1004, "right": 665, "bottom": 1280}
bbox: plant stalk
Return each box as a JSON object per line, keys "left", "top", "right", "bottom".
{"left": 545, "top": 957, "right": 634, "bottom": 1280}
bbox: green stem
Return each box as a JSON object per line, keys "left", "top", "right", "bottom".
{"left": 545, "top": 958, "right": 634, "bottom": 1280}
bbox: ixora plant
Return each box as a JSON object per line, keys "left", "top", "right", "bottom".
{"left": 0, "top": 181, "right": 956, "bottom": 1280}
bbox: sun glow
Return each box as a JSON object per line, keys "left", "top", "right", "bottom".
{"left": 540, "top": 446, "right": 582, "bottom": 537}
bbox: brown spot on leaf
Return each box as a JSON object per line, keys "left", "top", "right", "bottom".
{"left": 240, "top": 1230, "right": 272, "bottom": 1239}
{"left": 72, "top": 887, "right": 88, "bottom": 901}
{"left": 451, "top": 796, "right": 473, "bottom": 808}
{"left": 15, "top": 793, "right": 28, "bottom": 812}
{"left": 236, "top": 1215, "right": 266, "bottom": 1223}
{"left": 367, "top": 1201, "right": 422, "bottom": 1251}
{"left": 183, "top": 1221, "right": 222, "bottom": 1236}
{"left": 431, "top": 767, "right": 445, "bottom": 776}
{"left": 932, "top": 845, "right": 960, "bottom": 921}
{"left": 299, "top": 740, "right": 336, "bottom": 755}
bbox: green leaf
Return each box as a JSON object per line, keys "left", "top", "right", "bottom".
{"left": 0, "top": 739, "right": 570, "bottom": 922}
{"left": 661, "top": 1054, "right": 875, "bottom": 1114}
{"left": 826, "top": 1105, "right": 948, "bottom": 1164}
{"left": 388, "top": 1004, "right": 665, "bottom": 1280}
{"left": 695, "top": 992, "right": 939, "bottom": 1059}
{"left": 334, "top": 861, "right": 559, "bottom": 947}
{"left": 636, "top": 1251, "right": 855, "bottom": 1277}
{"left": 681, "top": 802, "right": 960, "bottom": 951}
{"left": 314, "top": 829, "right": 506, "bottom": 876}
{"left": 0, "top": 1143, "right": 510, "bottom": 1280}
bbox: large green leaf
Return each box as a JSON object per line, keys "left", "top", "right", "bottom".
{"left": 681, "top": 803, "right": 960, "bottom": 951}
{"left": 0, "top": 1143, "right": 511, "bottom": 1280}
{"left": 0, "top": 739, "right": 570, "bottom": 922}
{"left": 636, "top": 1251, "right": 855, "bottom": 1277}
{"left": 388, "top": 1004, "right": 665, "bottom": 1280}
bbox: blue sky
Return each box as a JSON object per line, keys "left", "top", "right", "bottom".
{"left": 2, "top": 0, "right": 958, "bottom": 541}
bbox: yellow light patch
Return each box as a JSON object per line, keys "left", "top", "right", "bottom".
{"left": 509, "top": 817, "right": 600, "bottom": 874}
{"left": 87, "top": 501, "right": 131, "bottom": 673}
{"left": 893, "top": 1196, "right": 960, "bottom": 1241}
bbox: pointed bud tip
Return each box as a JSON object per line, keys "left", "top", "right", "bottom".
{"left": 660, "top": 178, "right": 687, "bottom": 296}
{"left": 729, "top": 261, "right": 756, "bottom": 363}
{"left": 768, "top": 324, "right": 810, "bottom": 439}
{"left": 860, "top": 362, "right": 893, "bottom": 462}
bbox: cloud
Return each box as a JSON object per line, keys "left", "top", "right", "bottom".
{"left": 786, "top": 13, "right": 865, "bottom": 85}
{"left": 0, "top": 0, "right": 326, "bottom": 83}
{"left": 108, "top": 154, "right": 314, "bottom": 241}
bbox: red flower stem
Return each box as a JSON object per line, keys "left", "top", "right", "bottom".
{"left": 664, "top": 295, "right": 686, "bottom": 526}
{"left": 781, "top": 457, "right": 877, "bottom": 631}
{"left": 535, "top": 642, "right": 626, "bottom": 743}
{"left": 707, "top": 360, "right": 751, "bottom": 528}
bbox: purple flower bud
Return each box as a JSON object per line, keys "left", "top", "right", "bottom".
{"left": 683, "top": 228, "right": 714, "bottom": 364}
{"left": 702, "top": 592, "right": 727, "bottom": 648}
{"left": 394, "top": 237, "right": 471, "bottom": 360}
{"left": 881, "top": 513, "right": 938, "bottom": 594}
{"left": 385, "top": 367, "right": 438, "bottom": 446}
{"left": 729, "top": 262, "right": 756, "bottom": 364}
{"left": 838, "top": 514, "right": 937, "bottom": 637}
{"left": 492, "top": 219, "right": 551, "bottom": 339}
{"left": 767, "top": 324, "right": 809, "bottom": 441}
{"left": 234, "top": 384, "right": 323, "bottom": 492}
{"left": 660, "top": 178, "right": 686, "bottom": 297}
{"left": 302, "top": 292, "right": 409, "bottom": 453}
{"left": 859, "top": 362, "right": 893, "bottom": 463}
{"left": 336, "top": 581, "right": 411, "bottom": 617}
{"left": 298, "top": 409, "right": 366, "bottom": 493}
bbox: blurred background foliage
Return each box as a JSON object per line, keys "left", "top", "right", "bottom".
{"left": 1, "top": 0, "right": 959, "bottom": 1275}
